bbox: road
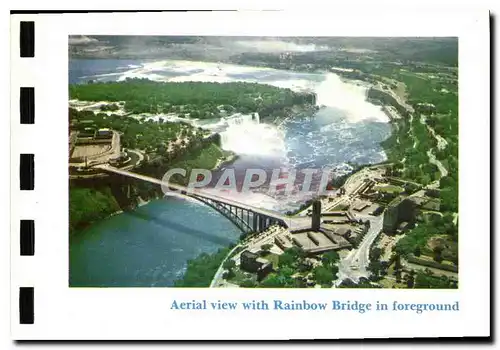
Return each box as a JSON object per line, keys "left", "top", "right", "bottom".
{"left": 419, "top": 114, "right": 448, "bottom": 189}
{"left": 334, "top": 112, "right": 450, "bottom": 285}
{"left": 420, "top": 115, "right": 448, "bottom": 151}
{"left": 419, "top": 114, "right": 448, "bottom": 179}
{"left": 427, "top": 149, "right": 448, "bottom": 178}
{"left": 210, "top": 225, "right": 287, "bottom": 288}
{"left": 209, "top": 243, "right": 243, "bottom": 288}
{"left": 335, "top": 213, "right": 384, "bottom": 284}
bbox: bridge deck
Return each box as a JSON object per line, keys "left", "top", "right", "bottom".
{"left": 95, "top": 165, "right": 307, "bottom": 229}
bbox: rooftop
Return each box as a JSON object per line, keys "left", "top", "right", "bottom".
{"left": 291, "top": 230, "right": 351, "bottom": 254}
{"left": 241, "top": 250, "right": 259, "bottom": 260}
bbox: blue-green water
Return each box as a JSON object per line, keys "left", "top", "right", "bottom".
{"left": 69, "top": 197, "right": 241, "bottom": 287}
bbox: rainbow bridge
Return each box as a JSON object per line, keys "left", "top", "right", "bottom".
{"left": 95, "top": 164, "right": 311, "bottom": 234}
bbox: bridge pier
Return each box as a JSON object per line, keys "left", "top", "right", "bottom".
{"left": 259, "top": 216, "right": 265, "bottom": 231}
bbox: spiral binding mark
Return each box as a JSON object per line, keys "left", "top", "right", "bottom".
{"left": 19, "top": 287, "right": 34, "bottom": 324}
{"left": 19, "top": 154, "right": 34, "bottom": 191}
{"left": 20, "top": 87, "right": 35, "bottom": 124}
{"left": 20, "top": 220, "right": 35, "bottom": 256}
{"left": 19, "top": 20, "right": 36, "bottom": 325}
{"left": 19, "top": 21, "right": 34, "bottom": 57}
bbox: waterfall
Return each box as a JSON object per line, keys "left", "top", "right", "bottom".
{"left": 219, "top": 112, "right": 286, "bottom": 158}
{"left": 314, "top": 74, "right": 388, "bottom": 122}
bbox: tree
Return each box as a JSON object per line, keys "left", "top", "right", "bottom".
{"left": 413, "top": 246, "right": 422, "bottom": 257}
{"left": 369, "top": 247, "right": 383, "bottom": 261}
{"left": 433, "top": 246, "right": 444, "bottom": 263}
{"left": 405, "top": 271, "right": 415, "bottom": 288}
{"left": 394, "top": 254, "right": 402, "bottom": 270}
{"left": 330, "top": 264, "right": 339, "bottom": 280}
{"left": 240, "top": 279, "right": 257, "bottom": 288}
{"left": 222, "top": 270, "right": 235, "bottom": 280}
{"left": 414, "top": 269, "right": 457, "bottom": 289}
{"left": 312, "top": 266, "right": 334, "bottom": 286}
{"left": 278, "top": 252, "right": 295, "bottom": 268}
{"left": 261, "top": 244, "right": 273, "bottom": 253}
{"left": 261, "top": 273, "right": 287, "bottom": 288}
{"left": 322, "top": 251, "right": 340, "bottom": 267}
{"left": 278, "top": 247, "right": 303, "bottom": 268}
{"left": 293, "top": 277, "right": 307, "bottom": 288}
{"left": 297, "top": 260, "right": 314, "bottom": 273}
{"left": 280, "top": 266, "right": 295, "bottom": 279}
{"left": 395, "top": 270, "right": 402, "bottom": 283}
{"left": 174, "top": 247, "right": 231, "bottom": 287}
{"left": 223, "top": 259, "right": 236, "bottom": 271}
{"left": 368, "top": 261, "right": 383, "bottom": 281}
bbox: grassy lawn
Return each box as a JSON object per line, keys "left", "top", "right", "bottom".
{"left": 421, "top": 199, "right": 440, "bottom": 211}
{"left": 261, "top": 253, "right": 280, "bottom": 270}
{"left": 378, "top": 277, "right": 407, "bottom": 289}
{"left": 374, "top": 184, "right": 405, "bottom": 194}
{"left": 172, "top": 143, "right": 225, "bottom": 170}
{"left": 227, "top": 269, "right": 256, "bottom": 285}
{"left": 332, "top": 203, "right": 350, "bottom": 211}
{"left": 417, "top": 254, "right": 455, "bottom": 267}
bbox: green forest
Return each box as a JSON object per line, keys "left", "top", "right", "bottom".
{"left": 380, "top": 69, "right": 459, "bottom": 270}
{"left": 69, "top": 187, "right": 121, "bottom": 234}
{"left": 174, "top": 247, "right": 233, "bottom": 287}
{"left": 70, "top": 108, "right": 203, "bottom": 153}
{"left": 70, "top": 78, "right": 315, "bottom": 118}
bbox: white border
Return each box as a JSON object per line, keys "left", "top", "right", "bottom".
{"left": 9, "top": 9, "right": 490, "bottom": 340}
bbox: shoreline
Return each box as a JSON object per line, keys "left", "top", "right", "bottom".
{"left": 211, "top": 152, "right": 239, "bottom": 170}
{"left": 74, "top": 69, "right": 398, "bottom": 229}
{"left": 70, "top": 62, "right": 405, "bottom": 287}
{"left": 72, "top": 147, "right": 241, "bottom": 234}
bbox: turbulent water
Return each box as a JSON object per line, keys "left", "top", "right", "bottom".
{"left": 69, "top": 59, "right": 391, "bottom": 287}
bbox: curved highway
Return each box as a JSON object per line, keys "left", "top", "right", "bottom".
{"left": 335, "top": 213, "right": 384, "bottom": 285}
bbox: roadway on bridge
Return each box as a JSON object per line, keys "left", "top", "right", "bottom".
{"left": 95, "top": 165, "right": 309, "bottom": 229}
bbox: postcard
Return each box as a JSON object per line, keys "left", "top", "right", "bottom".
{"left": 10, "top": 9, "right": 491, "bottom": 340}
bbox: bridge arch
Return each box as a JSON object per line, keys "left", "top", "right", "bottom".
{"left": 96, "top": 165, "right": 291, "bottom": 234}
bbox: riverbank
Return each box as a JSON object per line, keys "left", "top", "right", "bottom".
{"left": 69, "top": 186, "right": 122, "bottom": 235}
{"left": 69, "top": 61, "right": 398, "bottom": 287}
{"left": 212, "top": 153, "right": 239, "bottom": 170}
{"left": 171, "top": 75, "right": 400, "bottom": 287}
{"left": 69, "top": 138, "right": 235, "bottom": 235}
{"left": 174, "top": 246, "right": 234, "bottom": 287}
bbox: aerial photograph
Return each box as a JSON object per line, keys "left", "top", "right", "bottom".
{"left": 68, "top": 36, "right": 458, "bottom": 289}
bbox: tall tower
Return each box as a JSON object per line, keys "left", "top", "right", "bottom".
{"left": 312, "top": 200, "right": 322, "bottom": 231}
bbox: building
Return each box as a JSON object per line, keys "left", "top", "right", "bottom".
{"left": 274, "top": 234, "right": 294, "bottom": 251}
{"left": 335, "top": 227, "right": 352, "bottom": 238}
{"left": 322, "top": 211, "right": 356, "bottom": 224}
{"left": 311, "top": 200, "right": 322, "bottom": 231}
{"left": 398, "top": 221, "right": 411, "bottom": 232}
{"left": 78, "top": 127, "right": 96, "bottom": 138}
{"left": 76, "top": 120, "right": 96, "bottom": 132}
{"left": 352, "top": 201, "right": 369, "bottom": 212}
{"left": 96, "top": 128, "right": 113, "bottom": 139}
{"left": 369, "top": 205, "right": 384, "bottom": 216}
{"left": 383, "top": 196, "right": 418, "bottom": 234}
{"left": 240, "top": 251, "right": 273, "bottom": 281}
{"left": 291, "top": 228, "right": 351, "bottom": 255}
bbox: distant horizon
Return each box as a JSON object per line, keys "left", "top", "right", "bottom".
{"left": 68, "top": 35, "right": 458, "bottom": 67}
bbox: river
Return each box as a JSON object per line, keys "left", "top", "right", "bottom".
{"left": 69, "top": 59, "right": 391, "bottom": 287}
